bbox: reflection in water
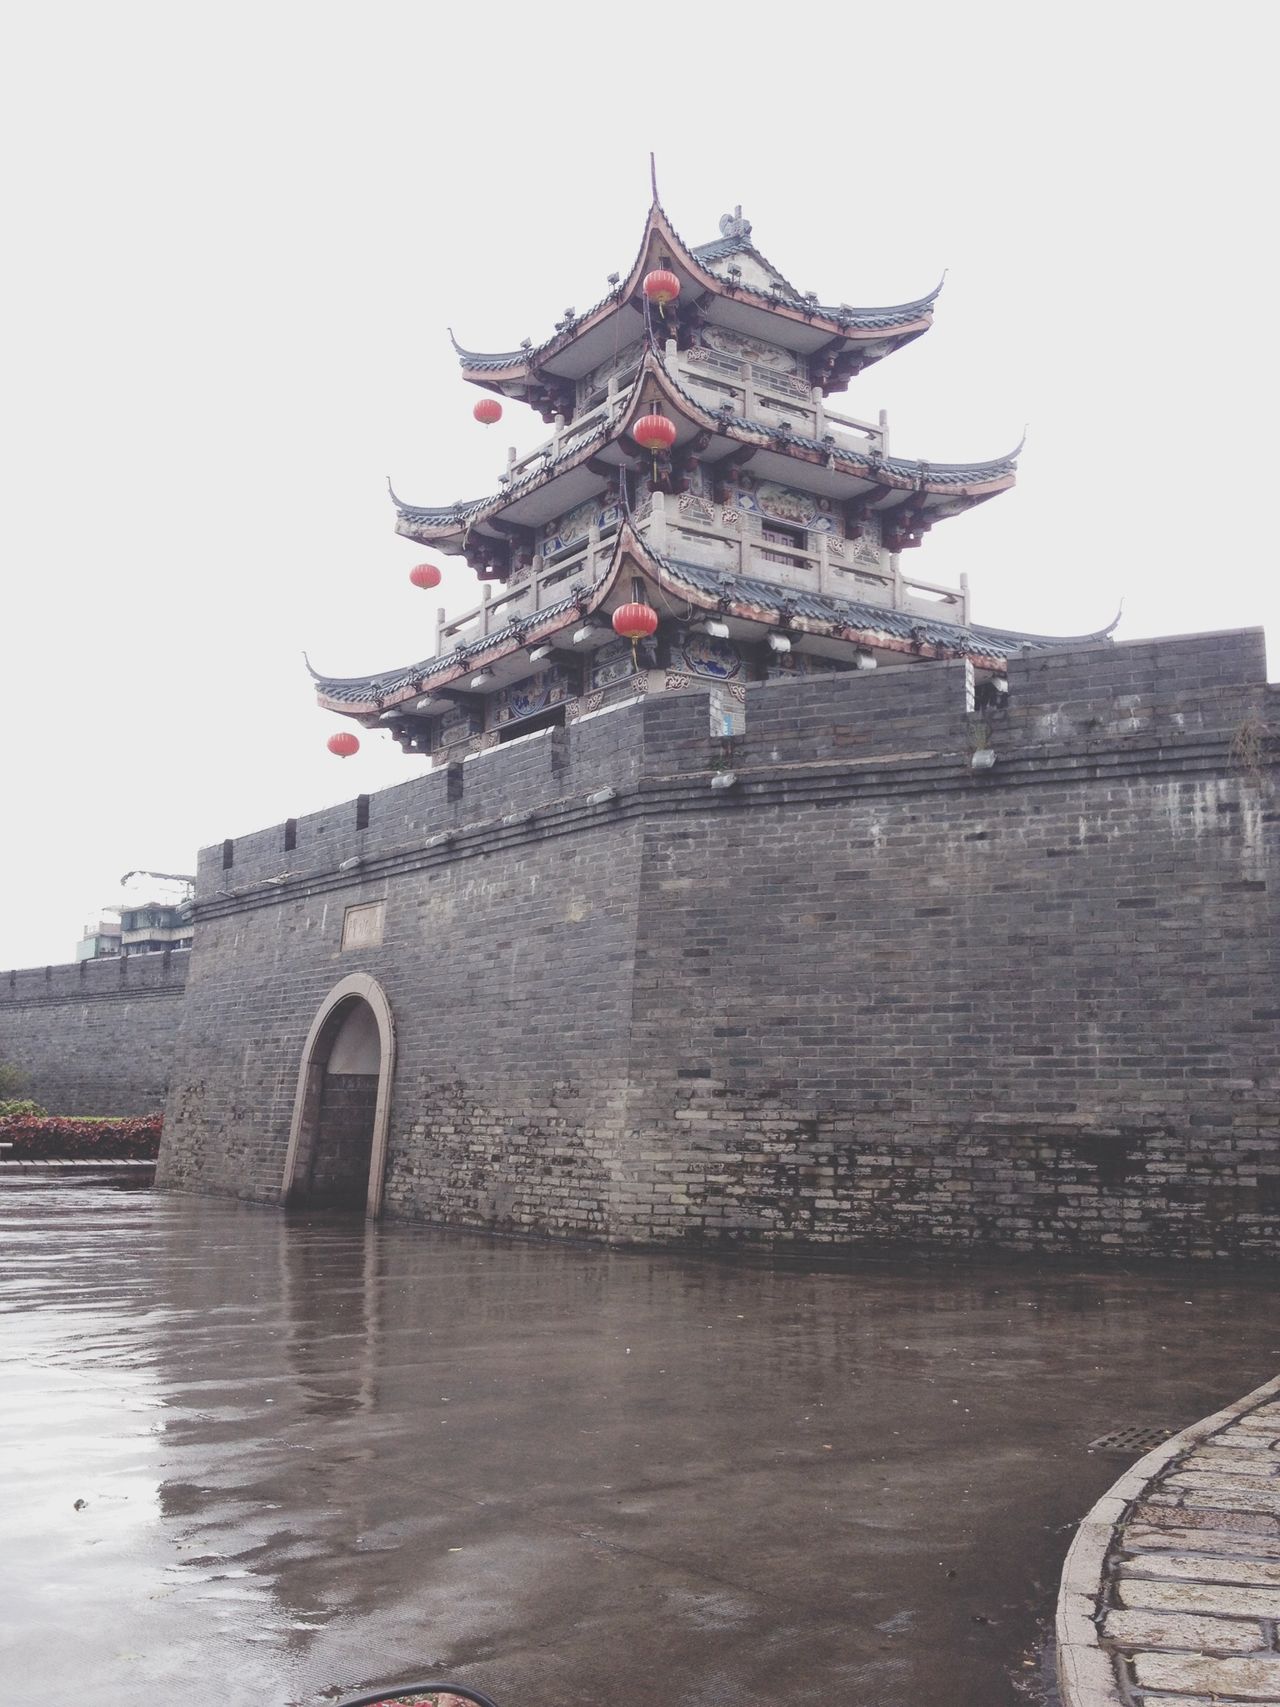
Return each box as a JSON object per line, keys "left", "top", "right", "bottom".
{"left": 1, "top": 1183, "right": 1276, "bottom": 1707}
{"left": 280, "top": 1212, "right": 382, "bottom": 1418}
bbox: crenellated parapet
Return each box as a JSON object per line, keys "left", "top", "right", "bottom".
{"left": 274, "top": 631, "right": 1274, "bottom": 899}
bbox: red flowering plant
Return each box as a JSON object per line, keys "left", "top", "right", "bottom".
{"left": 0, "top": 1113, "right": 162, "bottom": 1160}
{"left": 361, "top": 1696, "right": 475, "bottom": 1707}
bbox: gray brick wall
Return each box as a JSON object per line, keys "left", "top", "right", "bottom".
{"left": 150, "top": 627, "right": 1277, "bottom": 1257}
{"left": 0, "top": 952, "right": 189, "bottom": 1114}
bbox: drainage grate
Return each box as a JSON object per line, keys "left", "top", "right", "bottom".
{"left": 1087, "top": 1423, "right": 1179, "bottom": 1456}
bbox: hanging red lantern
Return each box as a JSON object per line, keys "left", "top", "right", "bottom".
{"left": 327, "top": 732, "right": 360, "bottom": 759}
{"left": 642, "top": 269, "right": 682, "bottom": 314}
{"left": 409, "top": 563, "right": 442, "bottom": 590}
{"left": 612, "top": 602, "right": 659, "bottom": 642}
{"left": 473, "top": 398, "right": 503, "bottom": 425}
{"left": 631, "top": 413, "right": 677, "bottom": 453}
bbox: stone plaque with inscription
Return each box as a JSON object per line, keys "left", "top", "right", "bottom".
{"left": 341, "top": 901, "right": 385, "bottom": 951}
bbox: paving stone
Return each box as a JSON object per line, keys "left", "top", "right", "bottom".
{"left": 1130, "top": 1653, "right": 1280, "bottom": 1699}
{"left": 1125, "top": 1524, "right": 1280, "bottom": 1561}
{"left": 1104, "top": 1608, "right": 1264, "bottom": 1652}
{"left": 1132, "top": 1503, "right": 1280, "bottom": 1536}
{"left": 1117, "top": 1577, "right": 1280, "bottom": 1619}
{"left": 1138, "top": 1697, "right": 1258, "bottom": 1706}
{"left": 1170, "top": 1472, "right": 1280, "bottom": 1495}
{"left": 1120, "top": 1553, "right": 1280, "bottom": 1587}
{"left": 1184, "top": 1447, "right": 1280, "bottom": 1469}
{"left": 1165, "top": 1488, "right": 1280, "bottom": 1517}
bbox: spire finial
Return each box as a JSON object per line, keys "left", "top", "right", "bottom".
{"left": 649, "top": 152, "right": 659, "bottom": 204}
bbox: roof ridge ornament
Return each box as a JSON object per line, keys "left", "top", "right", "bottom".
{"left": 719, "top": 206, "right": 752, "bottom": 240}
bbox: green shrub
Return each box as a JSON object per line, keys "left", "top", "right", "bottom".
{"left": 0, "top": 1098, "right": 47, "bottom": 1119}
{"left": 0, "top": 1063, "right": 27, "bottom": 1098}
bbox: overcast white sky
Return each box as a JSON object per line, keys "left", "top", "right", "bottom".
{"left": 2, "top": 1, "right": 1275, "bottom": 968}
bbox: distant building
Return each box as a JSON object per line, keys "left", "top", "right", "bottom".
{"left": 119, "top": 901, "right": 193, "bottom": 957}
{"left": 75, "top": 900, "right": 193, "bottom": 961}
{"left": 75, "top": 918, "right": 123, "bottom": 961}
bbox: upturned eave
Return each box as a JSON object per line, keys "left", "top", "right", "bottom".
{"left": 391, "top": 350, "right": 1019, "bottom": 561}
{"left": 451, "top": 200, "right": 942, "bottom": 405}
{"left": 310, "top": 525, "right": 1112, "bottom": 722}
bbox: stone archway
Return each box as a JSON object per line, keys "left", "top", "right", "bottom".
{"left": 281, "top": 974, "right": 395, "bottom": 1216}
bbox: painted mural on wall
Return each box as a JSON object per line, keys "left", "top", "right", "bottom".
{"left": 491, "top": 666, "right": 573, "bottom": 726}
{"left": 766, "top": 649, "right": 846, "bottom": 678}
{"left": 590, "top": 638, "right": 636, "bottom": 690}
{"left": 677, "top": 630, "right": 743, "bottom": 680}
{"left": 734, "top": 480, "right": 838, "bottom": 534}
{"left": 542, "top": 499, "right": 623, "bottom": 556}
{"left": 697, "top": 325, "right": 799, "bottom": 374}
{"left": 438, "top": 705, "right": 478, "bottom": 747}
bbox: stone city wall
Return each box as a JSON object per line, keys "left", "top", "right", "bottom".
{"left": 157, "top": 628, "right": 1280, "bottom": 1258}
{"left": 0, "top": 952, "right": 189, "bottom": 1115}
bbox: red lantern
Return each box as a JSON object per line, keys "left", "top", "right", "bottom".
{"left": 631, "top": 413, "right": 677, "bottom": 453}
{"left": 473, "top": 398, "right": 503, "bottom": 425}
{"left": 409, "top": 563, "right": 442, "bottom": 590}
{"left": 327, "top": 732, "right": 360, "bottom": 759}
{"left": 612, "top": 602, "right": 659, "bottom": 642}
{"left": 642, "top": 269, "right": 682, "bottom": 313}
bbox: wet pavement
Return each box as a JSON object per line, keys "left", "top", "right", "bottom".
{"left": 1, "top": 1184, "right": 1276, "bottom": 1707}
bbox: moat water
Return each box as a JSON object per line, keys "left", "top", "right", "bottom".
{"left": 1, "top": 1184, "right": 1276, "bottom": 1707}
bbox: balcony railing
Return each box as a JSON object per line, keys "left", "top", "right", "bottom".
{"left": 434, "top": 525, "right": 621, "bottom": 655}
{"left": 653, "top": 496, "right": 967, "bottom": 623}
{"left": 430, "top": 495, "right": 967, "bottom": 661}
{"left": 503, "top": 391, "right": 628, "bottom": 488}
{"left": 671, "top": 348, "right": 885, "bottom": 453}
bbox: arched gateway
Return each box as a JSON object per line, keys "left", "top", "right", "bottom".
{"left": 281, "top": 973, "right": 395, "bottom": 1216}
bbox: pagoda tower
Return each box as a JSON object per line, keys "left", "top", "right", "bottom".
{"left": 311, "top": 194, "right": 1115, "bottom": 760}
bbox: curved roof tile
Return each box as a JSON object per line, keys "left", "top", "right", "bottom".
{"left": 390, "top": 355, "right": 1019, "bottom": 539}
{"left": 311, "top": 530, "right": 1114, "bottom": 712}
{"left": 656, "top": 555, "right": 1116, "bottom": 659}
{"left": 452, "top": 203, "right": 941, "bottom": 378}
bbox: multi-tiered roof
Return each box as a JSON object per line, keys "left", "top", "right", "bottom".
{"left": 312, "top": 195, "right": 1115, "bottom": 758}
